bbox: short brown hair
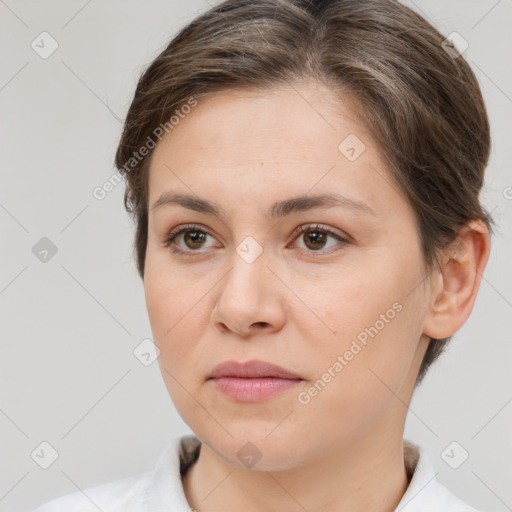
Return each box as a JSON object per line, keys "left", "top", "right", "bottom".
{"left": 115, "top": 0, "right": 493, "bottom": 383}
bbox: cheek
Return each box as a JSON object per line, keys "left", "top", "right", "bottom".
{"left": 144, "top": 258, "right": 210, "bottom": 417}
{"left": 297, "top": 303, "right": 421, "bottom": 444}
{"left": 144, "top": 244, "right": 195, "bottom": 324}
{"left": 310, "top": 263, "right": 402, "bottom": 342}
{"left": 144, "top": 250, "right": 201, "bottom": 360}
{"left": 143, "top": 250, "right": 225, "bottom": 400}
{"left": 308, "top": 253, "right": 425, "bottom": 391}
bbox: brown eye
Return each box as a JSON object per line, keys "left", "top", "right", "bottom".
{"left": 163, "top": 224, "right": 217, "bottom": 255}
{"left": 291, "top": 224, "right": 350, "bottom": 254}
{"left": 182, "top": 230, "right": 208, "bottom": 249}
{"left": 302, "top": 230, "right": 328, "bottom": 250}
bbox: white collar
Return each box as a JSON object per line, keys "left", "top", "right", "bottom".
{"left": 142, "top": 435, "right": 478, "bottom": 511}
{"left": 33, "top": 435, "right": 479, "bottom": 511}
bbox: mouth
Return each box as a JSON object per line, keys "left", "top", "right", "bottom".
{"left": 207, "top": 359, "right": 304, "bottom": 402}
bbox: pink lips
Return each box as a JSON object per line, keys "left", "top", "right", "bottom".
{"left": 208, "top": 359, "right": 303, "bottom": 402}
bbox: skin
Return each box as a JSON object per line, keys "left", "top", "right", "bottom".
{"left": 143, "top": 81, "right": 490, "bottom": 512}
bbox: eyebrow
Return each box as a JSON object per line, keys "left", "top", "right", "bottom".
{"left": 151, "top": 192, "right": 375, "bottom": 218}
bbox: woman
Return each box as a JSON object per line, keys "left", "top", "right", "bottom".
{"left": 33, "top": 0, "right": 493, "bottom": 510}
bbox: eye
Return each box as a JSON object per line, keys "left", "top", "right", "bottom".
{"left": 163, "top": 224, "right": 218, "bottom": 256}
{"left": 163, "top": 223, "right": 350, "bottom": 257}
{"left": 289, "top": 224, "right": 349, "bottom": 254}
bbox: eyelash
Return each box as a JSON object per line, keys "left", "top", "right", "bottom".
{"left": 163, "top": 223, "right": 350, "bottom": 257}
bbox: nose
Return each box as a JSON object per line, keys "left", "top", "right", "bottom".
{"left": 211, "top": 249, "right": 286, "bottom": 338}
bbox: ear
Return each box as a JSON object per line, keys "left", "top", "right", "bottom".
{"left": 423, "top": 220, "right": 490, "bottom": 339}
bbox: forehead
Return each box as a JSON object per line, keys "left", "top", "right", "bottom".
{"left": 152, "top": 83, "right": 365, "bottom": 162}
{"left": 147, "top": 82, "right": 407, "bottom": 216}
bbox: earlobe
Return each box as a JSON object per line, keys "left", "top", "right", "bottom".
{"left": 423, "top": 220, "right": 490, "bottom": 340}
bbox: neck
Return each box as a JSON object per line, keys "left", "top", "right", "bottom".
{"left": 182, "top": 427, "right": 409, "bottom": 512}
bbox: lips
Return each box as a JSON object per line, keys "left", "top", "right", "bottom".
{"left": 208, "top": 359, "right": 303, "bottom": 380}
{"left": 208, "top": 359, "right": 304, "bottom": 402}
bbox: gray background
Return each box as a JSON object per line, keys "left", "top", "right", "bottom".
{"left": 0, "top": 1, "right": 510, "bottom": 511}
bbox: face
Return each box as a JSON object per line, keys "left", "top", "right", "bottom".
{"left": 144, "top": 82, "right": 431, "bottom": 471}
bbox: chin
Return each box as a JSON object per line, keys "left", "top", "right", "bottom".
{"left": 192, "top": 422, "right": 312, "bottom": 472}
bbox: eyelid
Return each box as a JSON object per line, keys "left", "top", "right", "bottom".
{"left": 290, "top": 223, "right": 350, "bottom": 242}
{"left": 164, "top": 223, "right": 211, "bottom": 241}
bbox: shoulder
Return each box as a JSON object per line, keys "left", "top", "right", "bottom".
{"left": 397, "top": 440, "right": 479, "bottom": 512}
{"left": 30, "top": 471, "right": 153, "bottom": 512}
{"left": 31, "top": 435, "right": 199, "bottom": 511}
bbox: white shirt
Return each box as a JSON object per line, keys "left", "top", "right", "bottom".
{"left": 32, "top": 435, "right": 478, "bottom": 511}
